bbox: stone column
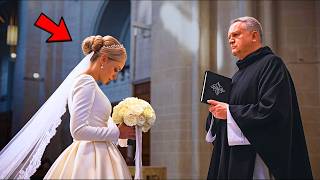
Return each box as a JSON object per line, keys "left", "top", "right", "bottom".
{"left": 196, "top": 0, "right": 221, "bottom": 178}
{"left": 12, "top": 1, "right": 42, "bottom": 134}
{"left": 131, "top": 0, "right": 152, "bottom": 83}
{"left": 258, "top": 1, "right": 277, "bottom": 50}
{"left": 215, "top": 0, "right": 256, "bottom": 77}
{"left": 150, "top": 1, "right": 201, "bottom": 178}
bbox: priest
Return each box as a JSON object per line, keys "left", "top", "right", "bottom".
{"left": 206, "top": 16, "right": 313, "bottom": 179}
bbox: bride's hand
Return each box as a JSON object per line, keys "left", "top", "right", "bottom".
{"left": 118, "top": 123, "right": 136, "bottom": 139}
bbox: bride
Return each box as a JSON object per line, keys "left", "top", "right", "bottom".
{"left": 0, "top": 35, "right": 135, "bottom": 179}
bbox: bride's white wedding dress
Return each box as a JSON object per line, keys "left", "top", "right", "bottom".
{"left": 44, "top": 74, "right": 131, "bottom": 179}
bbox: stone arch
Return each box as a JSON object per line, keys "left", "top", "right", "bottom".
{"left": 92, "top": 0, "right": 131, "bottom": 64}
{"left": 90, "top": 0, "right": 132, "bottom": 104}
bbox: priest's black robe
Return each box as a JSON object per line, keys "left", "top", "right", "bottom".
{"left": 206, "top": 46, "right": 313, "bottom": 179}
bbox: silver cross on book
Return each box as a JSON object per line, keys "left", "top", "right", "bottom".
{"left": 200, "top": 71, "right": 231, "bottom": 104}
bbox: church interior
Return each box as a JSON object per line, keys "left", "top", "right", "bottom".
{"left": 0, "top": 0, "right": 319, "bottom": 179}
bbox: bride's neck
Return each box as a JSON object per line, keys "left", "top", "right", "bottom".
{"left": 84, "top": 65, "right": 100, "bottom": 81}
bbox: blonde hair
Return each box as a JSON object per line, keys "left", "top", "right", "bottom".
{"left": 81, "top": 35, "right": 127, "bottom": 62}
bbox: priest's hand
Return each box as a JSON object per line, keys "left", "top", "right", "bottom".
{"left": 207, "top": 100, "right": 228, "bottom": 120}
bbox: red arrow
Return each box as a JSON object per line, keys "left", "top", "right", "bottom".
{"left": 34, "top": 13, "right": 72, "bottom": 43}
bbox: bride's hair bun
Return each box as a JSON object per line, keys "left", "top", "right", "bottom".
{"left": 81, "top": 35, "right": 126, "bottom": 63}
{"left": 81, "top": 35, "right": 104, "bottom": 55}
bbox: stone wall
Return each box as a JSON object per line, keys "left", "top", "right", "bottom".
{"left": 276, "top": 1, "right": 320, "bottom": 178}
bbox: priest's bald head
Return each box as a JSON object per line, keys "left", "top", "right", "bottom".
{"left": 228, "top": 16, "right": 263, "bottom": 60}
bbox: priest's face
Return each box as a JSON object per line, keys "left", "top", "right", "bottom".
{"left": 228, "top": 22, "right": 256, "bottom": 60}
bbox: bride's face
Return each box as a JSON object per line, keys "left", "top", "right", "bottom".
{"left": 99, "top": 55, "right": 126, "bottom": 85}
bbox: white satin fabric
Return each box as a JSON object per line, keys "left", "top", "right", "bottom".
{"left": 0, "top": 53, "right": 94, "bottom": 179}
{"left": 44, "top": 74, "right": 131, "bottom": 179}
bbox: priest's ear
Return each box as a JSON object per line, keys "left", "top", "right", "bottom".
{"left": 251, "top": 30, "right": 261, "bottom": 43}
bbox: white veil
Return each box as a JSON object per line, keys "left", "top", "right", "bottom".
{"left": 0, "top": 52, "right": 94, "bottom": 179}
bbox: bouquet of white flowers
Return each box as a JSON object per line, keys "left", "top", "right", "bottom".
{"left": 112, "top": 97, "right": 156, "bottom": 132}
{"left": 111, "top": 97, "right": 156, "bottom": 179}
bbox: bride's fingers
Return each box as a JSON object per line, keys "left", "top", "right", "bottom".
{"left": 209, "top": 106, "right": 216, "bottom": 113}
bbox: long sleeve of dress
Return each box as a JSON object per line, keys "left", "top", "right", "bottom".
{"left": 69, "top": 76, "right": 119, "bottom": 142}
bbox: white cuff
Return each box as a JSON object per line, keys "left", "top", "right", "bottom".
{"left": 227, "top": 105, "right": 250, "bottom": 146}
{"left": 118, "top": 139, "right": 128, "bottom": 147}
{"left": 107, "top": 117, "right": 120, "bottom": 144}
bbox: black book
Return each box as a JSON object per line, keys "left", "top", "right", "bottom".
{"left": 200, "top": 71, "right": 231, "bottom": 104}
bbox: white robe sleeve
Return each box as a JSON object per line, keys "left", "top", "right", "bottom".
{"left": 253, "top": 154, "right": 274, "bottom": 179}
{"left": 227, "top": 106, "right": 274, "bottom": 178}
{"left": 227, "top": 105, "right": 251, "bottom": 146}
{"left": 70, "top": 76, "right": 119, "bottom": 142}
{"left": 206, "top": 114, "right": 216, "bottom": 143}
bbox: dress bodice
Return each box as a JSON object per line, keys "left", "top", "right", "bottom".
{"left": 45, "top": 74, "right": 131, "bottom": 179}
{"left": 67, "top": 74, "right": 119, "bottom": 142}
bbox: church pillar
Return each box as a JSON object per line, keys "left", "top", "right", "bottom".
{"left": 131, "top": 0, "right": 152, "bottom": 166}
{"left": 257, "top": 1, "right": 277, "bottom": 50}
{"left": 197, "top": 1, "right": 217, "bottom": 178}
{"left": 12, "top": 1, "right": 41, "bottom": 135}
{"left": 150, "top": 1, "right": 203, "bottom": 178}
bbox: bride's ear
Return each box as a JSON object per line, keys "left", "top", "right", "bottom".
{"left": 99, "top": 54, "right": 108, "bottom": 64}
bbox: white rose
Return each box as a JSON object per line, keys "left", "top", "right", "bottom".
{"left": 142, "top": 107, "right": 154, "bottom": 119}
{"left": 147, "top": 115, "right": 156, "bottom": 126}
{"left": 136, "top": 115, "right": 146, "bottom": 126}
{"left": 129, "top": 104, "right": 144, "bottom": 115}
{"left": 112, "top": 105, "right": 123, "bottom": 124}
{"left": 142, "top": 123, "right": 151, "bottom": 132}
{"left": 123, "top": 113, "right": 138, "bottom": 126}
